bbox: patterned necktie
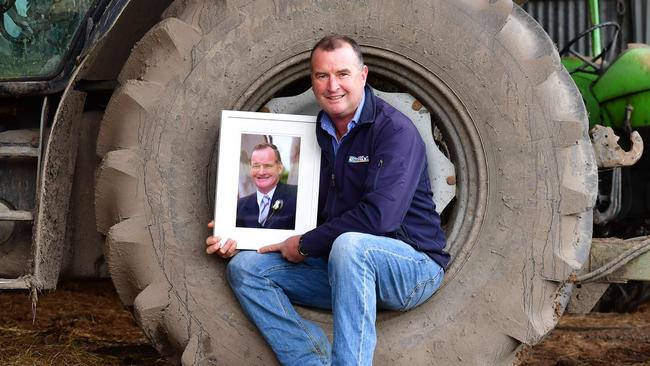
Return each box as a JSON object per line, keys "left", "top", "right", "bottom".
{"left": 258, "top": 195, "right": 270, "bottom": 225}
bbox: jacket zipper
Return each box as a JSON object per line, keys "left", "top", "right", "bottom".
{"left": 327, "top": 155, "right": 338, "bottom": 215}
{"left": 373, "top": 158, "right": 384, "bottom": 190}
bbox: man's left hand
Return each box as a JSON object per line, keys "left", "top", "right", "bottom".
{"left": 258, "top": 235, "right": 305, "bottom": 263}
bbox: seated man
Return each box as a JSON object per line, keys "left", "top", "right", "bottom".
{"left": 208, "top": 35, "right": 449, "bottom": 365}
{"left": 236, "top": 142, "right": 297, "bottom": 230}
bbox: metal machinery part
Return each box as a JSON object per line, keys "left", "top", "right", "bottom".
{"left": 590, "top": 125, "right": 643, "bottom": 225}
{"left": 561, "top": 23, "right": 650, "bottom": 228}
{"left": 594, "top": 167, "right": 622, "bottom": 225}
{"left": 591, "top": 125, "right": 644, "bottom": 225}
{"left": 263, "top": 88, "right": 457, "bottom": 214}
{"left": 0, "top": 118, "right": 40, "bottom": 284}
{"left": 578, "top": 236, "right": 650, "bottom": 284}
{"left": 0, "top": 0, "right": 96, "bottom": 92}
{"left": 557, "top": 3, "right": 650, "bottom": 314}
{"left": 591, "top": 45, "right": 650, "bottom": 130}
{"left": 568, "top": 235, "right": 650, "bottom": 313}
{"left": 559, "top": 22, "right": 620, "bottom": 74}
{"left": 0, "top": 0, "right": 172, "bottom": 290}
{"left": 0, "top": 200, "right": 15, "bottom": 243}
{"left": 591, "top": 125, "right": 643, "bottom": 169}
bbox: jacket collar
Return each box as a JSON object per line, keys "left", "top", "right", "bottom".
{"left": 357, "top": 85, "right": 376, "bottom": 126}
{"left": 316, "top": 85, "right": 376, "bottom": 127}
{"left": 315, "top": 85, "right": 376, "bottom": 155}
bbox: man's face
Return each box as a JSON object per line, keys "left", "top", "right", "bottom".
{"left": 250, "top": 147, "right": 282, "bottom": 194}
{"left": 311, "top": 44, "right": 368, "bottom": 123}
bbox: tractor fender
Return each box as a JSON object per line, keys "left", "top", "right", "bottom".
{"left": 32, "top": 0, "right": 173, "bottom": 285}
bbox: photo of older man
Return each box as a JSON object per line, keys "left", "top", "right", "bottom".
{"left": 236, "top": 142, "right": 297, "bottom": 230}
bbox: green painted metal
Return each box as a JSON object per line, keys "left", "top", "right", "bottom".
{"left": 589, "top": 0, "right": 602, "bottom": 57}
{"left": 563, "top": 45, "right": 650, "bottom": 129}
{"left": 592, "top": 46, "right": 650, "bottom": 129}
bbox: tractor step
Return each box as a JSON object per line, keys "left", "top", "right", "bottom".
{"left": 0, "top": 145, "right": 39, "bottom": 159}
{"left": 0, "top": 98, "right": 49, "bottom": 291}
{"left": 0, "top": 277, "right": 31, "bottom": 289}
{"left": 0, "top": 209, "right": 33, "bottom": 221}
{"left": 0, "top": 129, "right": 40, "bottom": 159}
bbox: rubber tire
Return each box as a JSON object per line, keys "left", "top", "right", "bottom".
{"left": 95, "top": 1, "right": 597, "bottom": 364}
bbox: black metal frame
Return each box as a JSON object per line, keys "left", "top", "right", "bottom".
{"left": 0, "top": 0, "right": 125, "bottom": 97}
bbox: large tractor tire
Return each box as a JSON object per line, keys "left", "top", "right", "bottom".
{"left": 95, "top": 0, "right": 597, "bottom": 364}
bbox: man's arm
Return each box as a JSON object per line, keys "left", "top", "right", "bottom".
{"left": 301, "top": 119, "right": 428, "bottom": 257}
{"left": 258, "top": 234, "right": 304, "bottom": 263}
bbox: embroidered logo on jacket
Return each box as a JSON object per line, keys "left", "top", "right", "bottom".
{"left": 348, "top": 155, "right": 370, "bottom": 163}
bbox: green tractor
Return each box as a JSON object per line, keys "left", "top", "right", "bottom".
{"left": 550, "top": 0, "right": 650, "bottom": 312}
{"left": 0, "top": 0, "right": 647, "bottom": 364}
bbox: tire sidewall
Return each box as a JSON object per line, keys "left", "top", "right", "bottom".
{"left": 122, "top": 0, "right": 593, "bottom": 363}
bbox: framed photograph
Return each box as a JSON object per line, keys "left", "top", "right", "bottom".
{"left": 213, "top": 110, "right": 320, "bottom": 250}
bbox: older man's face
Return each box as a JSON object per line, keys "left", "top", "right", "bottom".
{"left": 311, "top": 44, "right": 368, "bottom": 124}
{"left": 250, "top": 147, "right": 282, "bottom": 194}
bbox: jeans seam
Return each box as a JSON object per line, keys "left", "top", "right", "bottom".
{"left": 262, "top": 265, "right": 329, "bottom": 364}
{"left": 356, "top": 246, "right": 422, "bottom": 364}
{"left": 259, "top": 263, "right": 295, "bottom": 277}
{"left": 400, "top": 267, "right": 444, "bottom": 311}
{"left": 358, "top": 246, "right": 371, "bottom": 365}
{"left": 364, "top": 247, "right": 428, "bottom": 263}
{"left": 360, "top": 247, "right": 441, "bottom": 312}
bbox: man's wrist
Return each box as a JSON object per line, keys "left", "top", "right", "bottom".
{"left": 297, "top": 236, "right": 309, "bottom": 257}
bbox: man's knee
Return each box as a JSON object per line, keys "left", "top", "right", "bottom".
{"left": 329, "top": 232, "right": 370, "bottom": 272}
{"left": 331, "top": 232, "right": 367, "bottom": 256}
{"left": 227, "top": 251, "right": 285, "bottom": 288}
{"left": 226, "top": 251, "right": 261, "bottom": 288}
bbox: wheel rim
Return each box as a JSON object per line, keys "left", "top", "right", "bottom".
{"left": 233, "top": 46, "right": 488, "bottom": 280}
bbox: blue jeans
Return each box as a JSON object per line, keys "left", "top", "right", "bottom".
{"left": 227, "top": 232, "right": 445, "bottom": 366}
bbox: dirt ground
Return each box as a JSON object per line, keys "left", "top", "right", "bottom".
{"left": 0, "top": 280, "right": 648, "bottom": 365}
{"left": 0, "top": 280, "right": 165, "bottom": 365}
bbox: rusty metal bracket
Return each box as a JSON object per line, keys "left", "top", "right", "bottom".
{"left": 590, "top": 124, "right": 643, "bottom": 169}
{"left": 573, "top": 236, "right": 650, "bottom": 283}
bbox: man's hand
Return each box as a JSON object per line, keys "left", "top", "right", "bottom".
{"left": 258, "top": 235, "right": 305, "bottom": 263}
{"left": 206, "top": 221, "right": 239, "bottom": 258}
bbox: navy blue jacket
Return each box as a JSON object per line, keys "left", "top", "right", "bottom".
{"left": 301, "top": 86, "right": 450, "bottom": 269}
{"left": 236, "top": 182, "right": 297, "bottom": 230}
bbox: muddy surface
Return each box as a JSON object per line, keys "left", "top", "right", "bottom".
{"left": 0, "top": 280, "right": 164, "bottom": 365}
{"left": 0, "top": 279, "right": 648, "bottom": 365}
{"left": 520, "top": 306, "right": 650, "bottom": 365}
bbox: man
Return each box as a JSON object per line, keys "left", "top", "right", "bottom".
{"left": 236, "top": 142, "right": 297, "bottom": 229}
{"left": 206, "top": 35, "right": 449, "bottom": 365}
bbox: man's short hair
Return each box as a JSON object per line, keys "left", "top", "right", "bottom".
{"left": 251, "top": 143, "right": 282, "bottom": 164}
{"left": 310, "top": 34, "right": 364, "bottom": 68}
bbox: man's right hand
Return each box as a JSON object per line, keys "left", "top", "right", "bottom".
{"left": 206, "top": 221, "right": 239, "bottom": 258}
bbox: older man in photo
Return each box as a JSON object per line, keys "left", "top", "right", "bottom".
{"left": 236, "top": 142, "right": 297, "bottom": 230}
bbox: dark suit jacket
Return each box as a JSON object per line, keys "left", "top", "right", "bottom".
{"left": 236, "top": 182, "right": 297, "bottom": 229}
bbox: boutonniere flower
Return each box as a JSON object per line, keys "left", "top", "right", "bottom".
{"left": 272, "top": 199, "right": 284, "bottom": 211}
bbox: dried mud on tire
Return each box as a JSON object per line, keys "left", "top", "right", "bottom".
{"left": 94, "top": 0, "right": 596, "bottom": 363}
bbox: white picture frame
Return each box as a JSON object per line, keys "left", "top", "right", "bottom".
{"left": 213, "top": 110, "right": 320, "bottom": 250}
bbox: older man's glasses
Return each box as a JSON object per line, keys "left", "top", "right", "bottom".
{"left": 251, "top": 163, "right": 277, "bottom": 171}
